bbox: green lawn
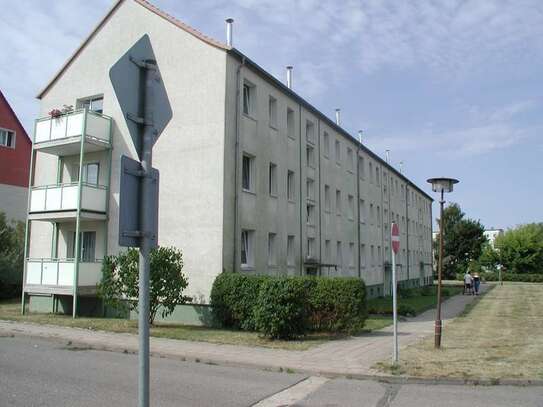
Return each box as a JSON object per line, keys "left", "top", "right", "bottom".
{"left": 0, "top": 300, "right": 390, "bottom": 351}
{"left": 377, "top": 283, "right": 543, "bottom": 380}
{"left": 367, "top": 285, "right": 463, "bottom": 316}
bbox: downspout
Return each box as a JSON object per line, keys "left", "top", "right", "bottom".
{"left": 317, "top": 119, "right": 322, "bottom": 275}
{"left": 356, "top": 145, "right": 361, "bottom": 278}
{"left": 405, "top": 186, "right": 410, "bottom": 282}
{"left": 21, "top": 122, "right": 36, "bottom": 315}
{"left": 429, "top": 199, "right": 434, "bottom": 285}
{"left": 379, "top": 165, "right": 385, "bottom": 292}
{"left": 298, "top": 104, "right": 303, "bottom": 275}
{"left": 232, "top": 56, "right": 246, "bottom": 273}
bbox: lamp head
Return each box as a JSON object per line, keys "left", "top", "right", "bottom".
{"left": 427, "top": 177, "right": 459, "bottom": 193}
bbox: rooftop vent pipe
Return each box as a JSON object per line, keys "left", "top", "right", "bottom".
{"left": 358, "top": 130, "right": 363, "bottom": 144}
{"left": 386, "top": 149, "right": 390, "bottom": 164}
{"left": 226, "top": 18, "right": 234, "bottom": 47}
{"left": 286, "top": 66, "right": 293, "bottom": 89}
{"left": 399, "top": 161, "right": 404, "bottom": 173}
{"left": 335, "top": 109, "right": 341, "bottom": 126}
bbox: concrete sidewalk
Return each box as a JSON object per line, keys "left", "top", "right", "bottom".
{"left": 0, "top": 288, "right": 485, "bottom": 378}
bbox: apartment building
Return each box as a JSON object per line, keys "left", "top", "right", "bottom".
{"left": 0, "top": 90, "right": 31, "bottom": 222}
{"left": 22, "top": 0, "right": 433, "bottom": 318}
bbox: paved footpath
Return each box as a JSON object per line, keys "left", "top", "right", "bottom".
{"left": 0, "top": 287, "right": 485, "bottom": 378}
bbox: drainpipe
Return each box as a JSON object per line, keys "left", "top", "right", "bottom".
{"left": 356, "top": 142, "right": 361, "bottom": 278}
{"left": 405, "top": 186, "right": 410, "bottom": 282}
{"left": 232, "top": 56, "right": 246, "bottom": 273}
{"left": 299, "top": 104, "right": 303, "bottom": 275}
{"left": 317, "top": 119, "right": 322, "bottom": 276}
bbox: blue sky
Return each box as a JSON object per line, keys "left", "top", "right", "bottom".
{"left": 1, "top": 0, "right": 542, "bottom": 229}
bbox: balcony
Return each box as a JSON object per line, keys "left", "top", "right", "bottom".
{"left": 29, "top": 183, "right": 108, "bottom": 221}
{"left": 34, "top": 109, "right": 112, "bottom": 155}
{"left": 25, "top": 259, "right": 102, "bottom": 295}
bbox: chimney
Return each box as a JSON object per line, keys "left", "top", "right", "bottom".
{"left": 335, "top": 109, "right": 341, "bottom": 126}
{"left": 226, "top": 18, "right": 234, "bottom": 47}
{"left": 358, "top": 130, "right": 363, "bottom": 144}
{"left": 385, "top": 149, "right": 390, "bottom": 164}
{"left": 286, "top": 66, "right": 293, "bottom": 89}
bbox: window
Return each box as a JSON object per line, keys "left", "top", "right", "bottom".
{"left": 370, "top": 203, "right": 374, "bottom": 224}
{"left": 336, "top": 241, "right": 343, "bottom": 268}
{"left": 268, "top": 96, "right": 277, "bottom": 128}
{"left": 287, "top": 108, "right": 295, "bottom": 139}
{"left": 242, "top": 154, "right": 254, "bottom": 191}
{"left": 269, "top": 162, "right": 277, "bottom": 196}
{"left": 77, "top": 96, "right": 103, "bottom": 114}
{"left": 306, "top": 145, "right": 315, "bottom": 168}
{"left": 287, "top": 170, "right": 295, "bottom": 200}
{"left": 307, "top": 237, "right": 316, "bottom": 258}
{"left": 306, "top": 203, "right": 315, "bottom": 225}
{"left": 0, "top": 128, "right": 15, "bottom": 148}
{"left": 68, "top": 231, "right": 96, "bottom": 262}
{"left": 73, "top": 162, "right": 100, "bottom": 185}
{"left": 377, "top": 206, "right": 381, "bottom": 227}
{"left": 306, "top": 178, "right": 315, "bottom": 201}
{"left": 347, "top": 148, "right": 354, "bottom": 172}
{"left": 349, "top": 243, "right": 355, "bottom": 267}
{"left": 241, "top": 230, "right": 254, "bottom": 267}
{"left": 242, "top": 82, "right": 255, "bottom": 116}
{"left": 348, "top": 195, "right": 354, "bottom": 220}
{"left": 287, "top": 235, "right": 295, "bottom": 266}
{"left": 369, "top": 162, "right": 373, "bottom": 183}
{"left": 378, "top": 245, "right": 382, "bottom": 263}
{"left": 325, "top": 240, "right": 331, "bottom": 262}
{"left": 335, "top": 140, "right": 341, "bottom": 163}
{"left": 306, "top": 120, "right": 315, "bottom": 144}
{"left": 371, "top": 245, "right": 375, "bottom": 266}
{"left": 323, "top": 132, "right": 330, "bottom": 157}
{"left": 359, "top": 157, "right": 365, "bottom": 179}
{"left": 268, "top": 233, "right": 277, "bottom": 265}
{"left": 336, "top": 189, "right": 342, "bottom": 215}
{"left": 324, "top": 185, "right": 331, "bottom": 212}
{"left": 376, "top": 167, "right": 380, "bottom": 186}
{"left": 359, "top": 199, "right": 366, "bottom": 223}
{"left": 360, "top": 244, "right": 366, "bottom": 268}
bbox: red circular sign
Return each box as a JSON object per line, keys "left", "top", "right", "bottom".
{"left": 391, "top": 223, "right": 400, "bottom": 254}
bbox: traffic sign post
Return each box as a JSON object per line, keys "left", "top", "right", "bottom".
{"left": 391, "top": 222, "right": 400, "bottom": 365}
{"left": 110, "top": 35, "right": 172, "bottom": 407}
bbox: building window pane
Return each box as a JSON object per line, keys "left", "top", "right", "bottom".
{"left": 0, "top": 129, "right": 15, "bottom": 148}
{"left": 306, "top": 145, "right": 315, "bottom": 167}
{"left": 287, "top": 235, "right": 295, "bottom": 266}
{"left": 242, "top": 154, "right": 253, "bottom": 191}
{"left": 269, "top": 162, "right": 277, "bottom": 196}
{"left": 241, "top": 230, "right": 253, "bottom": 267}
{"left": 268, "top": 233, "right": 276, "bottom": 265}
{"left": 306, "top": 120, "right": 315, "bottom": 144}
{"left": 287, "top": 170, "right": 295, "bottom": 200}
{"left": 287, "top": 108, "right": 295, "bottom": 139}
{"left": 268, "top": 96, "right": 277, "bottom": 127}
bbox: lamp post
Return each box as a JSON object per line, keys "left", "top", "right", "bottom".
{"left": 427, "top": 177, "right": 459, "bottom": 349}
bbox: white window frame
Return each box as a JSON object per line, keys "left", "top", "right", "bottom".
{"left": 0, "top": 128, "right": 16, "bottom": 148}
{"left": 243, "top": 81, "right": 256, "bottom": 117}
{"left": 241, "top": 229, "right": 254, "bottom": 268}
{"left": 306, "top": 145, "right": 315, "bottom": 168}
{"left": 77, "top": 95, "right": 103, "bottom": 114}
{"left": 242, "top": 154, "right": 254, "bottom": 192}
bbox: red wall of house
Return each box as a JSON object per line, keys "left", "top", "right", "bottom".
{"left": 0, "top": 90, "right": 31, "bottom": 187}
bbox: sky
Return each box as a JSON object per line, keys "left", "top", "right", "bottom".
{"left": 1, "top": 0, "right": 542, "bottom": 230}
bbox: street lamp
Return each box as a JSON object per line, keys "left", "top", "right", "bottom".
{"left": 427, "top": 177, "right": 459, "bottom": 349}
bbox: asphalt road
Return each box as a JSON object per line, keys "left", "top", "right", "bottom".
{"left": 1, "top": 336, "right": 543, "bottom": 407}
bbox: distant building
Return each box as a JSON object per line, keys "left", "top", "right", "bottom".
{"left": 484, "top": 229, "right": 504, "bottom": 249}
{"left": 0, "top": 90, "right": 31, "bottom": 222}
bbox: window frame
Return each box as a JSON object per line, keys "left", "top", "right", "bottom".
{"left": 0, "top": 128, "right": 16, "bottom": 149}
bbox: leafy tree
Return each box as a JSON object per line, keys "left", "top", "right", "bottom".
{"left": 493, "top": 223, "right": 543, "bottom": 274}
{"left": 98, "top": 246, "right": 190, "bottom": 324}
{"left": 0, "top": 211, "right": 25, "bottom": 298}
{"left": 434, "top": 203, "right": 486, "bottom": 279}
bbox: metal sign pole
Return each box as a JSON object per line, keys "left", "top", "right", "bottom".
{"left": 138, "top": 59, "right": 157, "bottom": 407}
{"left": 392, "top": 242, "right": 398, "bottom": 364}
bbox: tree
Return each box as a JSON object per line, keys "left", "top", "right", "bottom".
{"left": 98, "top": 246, "right": 191, "bottom": 324}
{"left": 0, "top": 211, "right": 25, "bottom": 298}
{"left": 434, "top": 203, "right": 486, "bottom": 279}
{"left": 492, "top": 223, "right": 543, "bottom": 274}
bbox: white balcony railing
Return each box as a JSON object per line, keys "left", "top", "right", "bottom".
{"left": 26, "top": 259, "right": 102, "bottom": 287}
{"left": 29, "top": 183, "right": 107, "bottom": 213}
{"left": 34, "top": 109, "right": 111, "bottom": 145}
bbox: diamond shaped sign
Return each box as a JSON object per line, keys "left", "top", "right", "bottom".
{"left": 109, "top": 34, "right": 172, "bottom": 159}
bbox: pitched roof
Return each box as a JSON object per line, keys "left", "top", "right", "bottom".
{"left": 37, "top": 0, "right": 230, "bottom": 99}
{"left": 0, "top": 90, "right": 31, "bottom": 142}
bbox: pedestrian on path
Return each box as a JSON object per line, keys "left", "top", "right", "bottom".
{"left": 463, "top": 270, "right": 473, "bottom": 295}
{"left": 472, "top": 273, "right": 481, "bottom": 295}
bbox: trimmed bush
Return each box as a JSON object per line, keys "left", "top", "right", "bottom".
{"left": 210, "top": 273, "right": 368, "bottom": 338}
{"left": 210, "top": 272, "right": 270, "bottom": 330}
{"left": 254, "top": 277, "right": 314, "bottom": 339}
{"left": 308, "top": 277, "right": 367, "bottom": 333}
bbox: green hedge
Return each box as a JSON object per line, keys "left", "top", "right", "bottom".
{"left": 481, "top": 272, "right": 543, "bottom": 283}
{"left": 210, "top": 273, "right": 367, "bottom": 339}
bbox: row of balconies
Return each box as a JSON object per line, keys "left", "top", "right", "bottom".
{"left": 25, "top": 259, "right": 102, "bottom": 291}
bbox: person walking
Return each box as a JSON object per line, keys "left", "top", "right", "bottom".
{"left": 463, "top": 270, "right": 473, "bottom": 295}
{"left": 473, "top": 273, "right": 481, "bottom": 295}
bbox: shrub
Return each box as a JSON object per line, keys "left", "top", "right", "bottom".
{"left": 397, "top": 304, "right": 416, "bottom": 317}
{"left": 253, "top": 277, "right": 314, "bottom": 339}
{"left": 308, "top": 277, "right": 367, "bottom": 333}
{"left": 0, "top": 212, "right": 24, "bottom": 299}
{"left": 210, "top": 272, "right": 269, "bottom": 330}
{"left": 98, "top": 246, "right": 190, "bottom": 324}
